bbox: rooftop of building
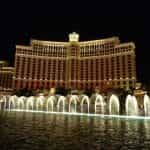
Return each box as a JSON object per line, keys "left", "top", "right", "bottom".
{"left": 0, "top": 61, "right": 8, "bottom": 64}
{"left": 114, "top": 42, "right": 135, "bottom": 49}
{"left": 1, "top": 67, "right": 14, "bottom": 70}
{"left": 16, "top": 45, "right": 32, "bottom": 49}
{"left": 0, "top": 66, "right": 14, "bottom": 72}
{"left": 15, "top": 32, "right": 135, "bottom": 49}
{"left": 30, "top": 36, "right": 120, "bottom": 46}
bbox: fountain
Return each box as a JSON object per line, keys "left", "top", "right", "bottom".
{"left": 95, "top": 94, "right": 105, "bottom": 114}
{"left": 57, "top": 96, "right": 66, "bottom": 112}
{"left": 17, "top": 96, "right": 26, "bottom": 110}
{"left": 46, "top": 96, "right": 56, "bottom": 112}
{"left": 0, "top": 96, "right": 3, "bottom": 110}
{"left": 144, "top": 94, "right": 150, "bottom": 116}
{"left": 0, "top": 95, "right": 7, "bottom": 110}
{"left": 4, "top": 96, "right": 8, "bottom": 109}
{"left": 69, "top": 95, "right": 78, "bottom": 113}
{"left": 36, "top": 95, "right": 45, "bottom": 111}
{"left": 81, "top": 95, "right": 90, "bottom": 113}
{"left": 126, "top": 95, "right": 138, "bottom": 116}
{"left": 109, "top": 94, "right": 120, "bottom": 115}
{"left": 1, "top": 93, "right": 150, "bottom": 119}
{"left": 26, "top": 96, "right": 35, "bottom": 110}
{"left": 9, "top": 95, "right": 18, "bottom": 110}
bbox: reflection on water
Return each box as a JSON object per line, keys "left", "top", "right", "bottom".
{"left": 0, "top": 111, "right": 150, "bottom": 150}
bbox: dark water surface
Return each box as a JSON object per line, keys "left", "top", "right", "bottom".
{"left": 0, "top": 111, "right": 150, "bottom": 150}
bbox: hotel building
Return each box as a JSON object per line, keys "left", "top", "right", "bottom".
{"left": 0, "top": 61, "right": 8, "bottom": 68}
{"left": 0, "top": 61, "right": 14, "bottom": 90}
{"left": 13, "top": 32, "right": 136, "bottom": 90}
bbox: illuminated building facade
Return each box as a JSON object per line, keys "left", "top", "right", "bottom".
{"left": 13, "top": 32, "right": 136, "bottom": 90}
{"left": 0, "top": 61, "right": 8, "bottom": 68}
{"left": 0, "top": 64, "right": 14, "bottom": 90}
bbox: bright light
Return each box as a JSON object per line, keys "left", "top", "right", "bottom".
{"left": 69, "top": 32, "right": 79, "bottom": 42}
{"left": 6, "top": 109, "right": 150, "bottom": 120}
{"left": 50, "top": 88, "right": 55, "bottom": 95}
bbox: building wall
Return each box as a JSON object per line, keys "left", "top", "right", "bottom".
{"left": 13, "top": 35, "right": 136, "bottom": 90}
{"left": 0, "top": 67, "right": 14, "bottom": 89}
{"left": 0, "top": 61, "right": 8, "bottom": 68}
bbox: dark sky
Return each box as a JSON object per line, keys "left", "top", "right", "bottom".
{"left": 0, "top": 1, "right": 150, "bottom": 84}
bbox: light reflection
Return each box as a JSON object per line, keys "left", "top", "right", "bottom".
{"left": 6, "top": 109, "right": 150, "bottom": 120}
{"left": 1, "top": 94, "right": 150, "bottom": 120}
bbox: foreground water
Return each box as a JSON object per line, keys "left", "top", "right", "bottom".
{"left": 0, "top": 111, "right": 150, "bottom": 150}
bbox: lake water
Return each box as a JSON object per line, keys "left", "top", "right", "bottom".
{"left": 0, "top": 111, "right": 150, "bottom": 150}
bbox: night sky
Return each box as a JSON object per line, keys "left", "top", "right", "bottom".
{"left": 0, "top": 1, "right": 150, "bottom": 84}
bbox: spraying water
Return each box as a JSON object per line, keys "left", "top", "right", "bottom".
{"left": 26, "top": 96, "right": 35, "bottom": 110}
{"left": 126, "top": 95, "right": 138, "bottom": 116}
{"left": 81, "top": 95, "right": 90, "bottom": 113}
{"left": 144, "top": 94, "right": 150, "bottom": 116}
{"left": 17, "top": 96, "right": 26, "bottom": 109}
{"left": 9, "top": 95, "right": 18, "bottom": 110}
{"left": 57, "top": 96, "right": 66, "bottom": 112}
{"left": 95, "top": 94, "right": 105, "bottom": 114}
{"left": 0, "top": 96, "right": 7, "bottom": 110}
{"left": 36, "top": 96, "right": 45, "bottom": 111}
{"left": 109, "top": 95, "right": 120, "bottom": 115}
{"left": 2, "top": 93, "right": 149, "bottom": 119}
{"left": 46, "top": 96, "right": 56, "bottom": 112}
{"left": 69, "top": 95, "right": 78, "bottom": 113}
